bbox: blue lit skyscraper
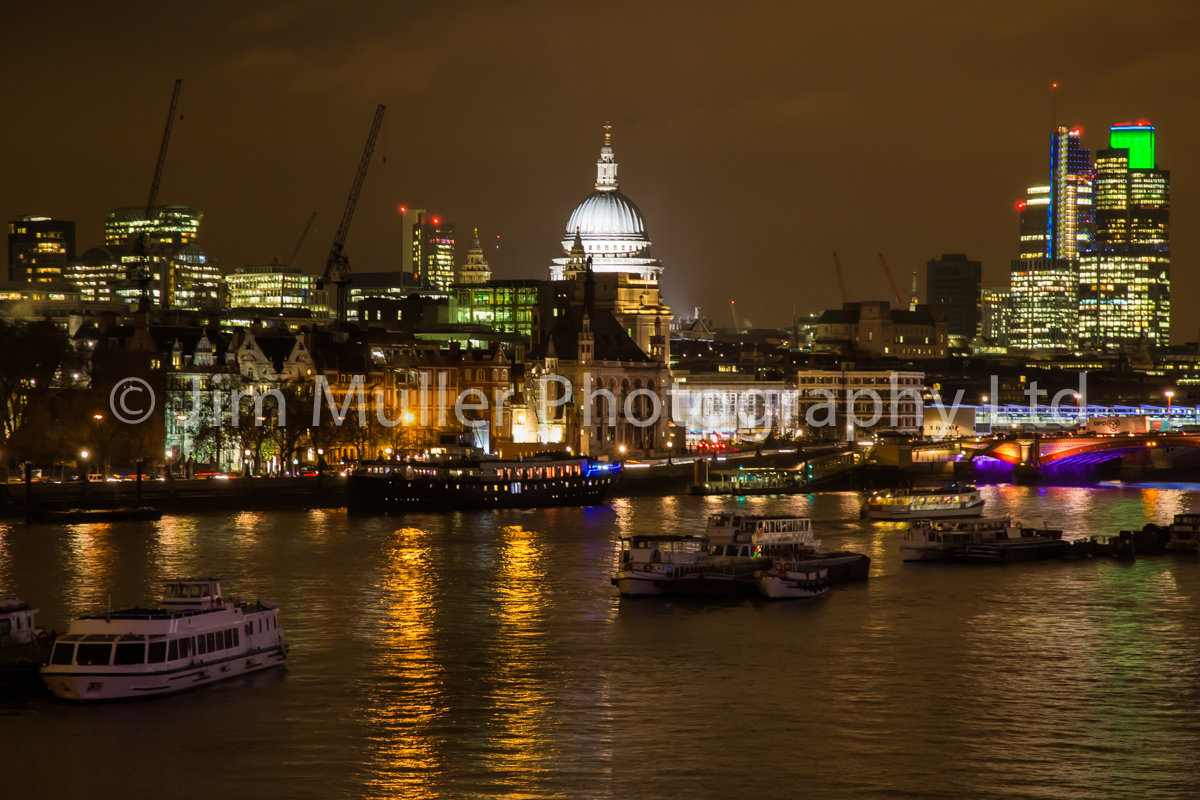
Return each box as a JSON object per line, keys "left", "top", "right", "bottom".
{"left": 1010, "top": 125, "right": 1093, "bottom": 349}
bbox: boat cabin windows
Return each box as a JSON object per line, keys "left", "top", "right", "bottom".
{"left": 165, "top": 582, "right": 216, "bottom": 599}
{"left": 114, "top": 642, "right": 145, "bottom": 665}
{"left": 75, "top": 643, "right": 113, "bottom": 666}
{"left": 50, "top": 641, "right": 75, "bottom": 665}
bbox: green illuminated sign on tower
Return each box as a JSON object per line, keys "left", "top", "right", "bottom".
{"left": 1109, "top": 125, "right": 1155, "bottom": 169}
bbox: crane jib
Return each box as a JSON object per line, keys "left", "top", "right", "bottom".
{"left": 322, "top": 103, "right": 386, "bottom": 325}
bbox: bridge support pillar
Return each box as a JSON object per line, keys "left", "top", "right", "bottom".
{"left": 1012, "top": 464, "right": 1041, "bottom": 485}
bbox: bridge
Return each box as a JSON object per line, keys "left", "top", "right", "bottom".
{"left": 961, "top": 432, "right": 1200, "bottom": 481}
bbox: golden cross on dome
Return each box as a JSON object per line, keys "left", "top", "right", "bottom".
{"left": 603, "top": 121, "right": 612, "bottom": 144}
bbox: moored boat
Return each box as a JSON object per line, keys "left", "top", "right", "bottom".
{"left": 901, "top": 517, "right": 1016, "bottom": 562}
{"left": 1108, "top": 530, "right": 1136, "bottom": 561}
{"left": 32, "top": 507, "right": 163, "bottom": 524}
{"left": 959, "top": 528, "right": 1076, "bottom": 562}
{"left": 40, "top": 578, "right": 286, "bottom": 702}
{"left": 677, "top": 514, "right": 865, "bottom": 597}
{"left": 349, "top": 442, "right": 620, "bottom": 513}
{"left": 1164, "top": 510, "right": 1200, "bottom": 553}
{"left": 755, "top": 567, "right": 830, "bottom": 599}
{"left": 612, "top": 535, "right": 708, "bottom": 596}
{"left": 1, "top": 598, "right": 51, "bottom": 690}
{"left": 865, "top": 484, "right": 984, "bottom": 520}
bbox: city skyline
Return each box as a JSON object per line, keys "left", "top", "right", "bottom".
{"left": 1, "top": 2, "right": 1197, "bottom": 337}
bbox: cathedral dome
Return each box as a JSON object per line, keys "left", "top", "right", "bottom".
{"left": 549, "top": 123, "right": 663, "bottom": 282}
{"left": 562, "top": 190, "right": 649, "bottom": 254}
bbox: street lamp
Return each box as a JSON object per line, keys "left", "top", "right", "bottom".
{"left": 80, "top": 449, "right": 90, "bottom": 460}
{"left": 93, "top": 413, "right": 103, "bottom": 421}
{"left": 403, "top": 412, "right": 415, "bottom": 424}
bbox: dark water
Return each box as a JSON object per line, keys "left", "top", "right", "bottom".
{"left": 3, "top": 485, "right": 1200, "bottom": 799}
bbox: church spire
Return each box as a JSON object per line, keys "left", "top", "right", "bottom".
{"left": 909, "top": 271, "right": 919, "bottom": 311}
{"left": 564, "top": 227, "right": 588, "bottom": 280}
{"left": 595, "top": 121, "right": 618, "bottom": 191}
{"left": 457, "top": 226, "right": 491, "bottom": 284}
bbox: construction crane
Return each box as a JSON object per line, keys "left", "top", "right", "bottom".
{"left": 321, "top": 104, "right": 386, "bottom": 324}
{"left": 832, "top": 252, "right": 848, "bottom": 304}
{"left": 135, "top": 79, "right": 183, "bottom": 311}
{"left": 877, "top": 253, "right": 903, "bottom": 308}
{"left": 282, "top": 212, "right": 318, "bottom": 266}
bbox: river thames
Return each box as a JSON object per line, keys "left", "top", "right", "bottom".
{"left": 2, "top": 484, "right": 1199, "bottom": 799}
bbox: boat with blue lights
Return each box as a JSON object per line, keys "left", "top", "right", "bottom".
{"left": 348, "top": 442, "right": 621, "bottom": 513}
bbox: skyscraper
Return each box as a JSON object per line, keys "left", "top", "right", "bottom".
{"left": 399, "top": 206, "right": 424, "bottom": 280}
{"left": 1009, "top": 125, "right": 1093, "bottom": 349}
{"left": 1048, "top": 126, "right": 1094, "bottom": 260}
{"left": 1078, "top": 122, "right": 1170, "bottom": 349}
{"left": 925, "top": 254, "right": 982, "bottom": 347}
{"left": 7, "top": 215, "right": 75, "bottom": 282}
{"left": 412, "top": 214, "right": 455, "bottom": 291}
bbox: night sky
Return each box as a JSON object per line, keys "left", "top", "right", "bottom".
{"left": 3, "top": 1, "right": 1197, "bottom": 337}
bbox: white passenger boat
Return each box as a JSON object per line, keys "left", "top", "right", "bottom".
{"left": 612, "top": 535, "right": 708, "bottom": 596}
{"left": 1165, "top": 510, "right": 1200, "bottom": 553}
{"left": 900, "top": 517, "right": 1017, "bottom": 562}
{"left": 41, "top": 578, "right": 287, "bottom": 701}
{"left": 865, "top": 484, "right": 984, "bottom": 520}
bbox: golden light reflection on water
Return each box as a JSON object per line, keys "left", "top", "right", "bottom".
{"left": 482, "top": 525, "right": 551, "bottom": 785}
{"left": 0, "top": 524, "right": 13, "bottom": 588}
{"left": 150, "top": 515, "right": 203, "bottom": 577}
{"left": 365, "top": 526, "right": 444, "bottom": 800}
{"left": 60, "top": 523, "right": 119, "bottom": 615}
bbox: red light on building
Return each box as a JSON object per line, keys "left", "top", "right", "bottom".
{"left": 1137, "top": 119, "right": 1151, "bottom": 126}
{"left": 1017, "top": 201, "right": 1026, "bottom": 210}
{"left": 1071, "top": 128, "right": 1082, "bottom": 136}
{"left": 433, "top": 217, "right": 440, "bottom": 225}
{"left": 399, "top": 206, "right": 407, "bottom": 213}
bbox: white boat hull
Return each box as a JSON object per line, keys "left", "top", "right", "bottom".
{"left": 900, "top": 546, "right": 955, "bottom": 562}
{"left": 614, "top": 571, "right": 673, "bottom": 597}
{"left": 756, "top": 574, "right": 830, "bottom": 599}
{"left": 868, "top": 502, "right": 985, "bottom": 520}
{"left": 42, "top": 645, "right": 287, "bottom": 701}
